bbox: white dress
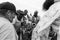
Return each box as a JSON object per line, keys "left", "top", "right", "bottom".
{"left": 32, "top": 2, "right": 60, "bottom": 40}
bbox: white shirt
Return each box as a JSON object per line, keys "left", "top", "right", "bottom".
{"left": 32, "top": 2, "right": 60, "bottom": 40}
{"left": 0, "top": 17, "right": 18, "bottom": 40}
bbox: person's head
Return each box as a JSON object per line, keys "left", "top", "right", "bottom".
{"left": 0, "top": 2, "right": 17, "bottom": 22}
{"left": 43, "top": 0, "right": 54, "bottom": 11}
{"left": 34, "top": 11, "right": 38, "bottom": 17}
{"left": 17, "top": 10, "right": 28, "bottom": 21}
{"left": 23, "top": 9, "right": 28, "bottom": 15}
{"left": 17, "top": 10, "right": 23, "bottom": 15}
{"left": 17, "top": 10, "right": 24, "bottom": 21}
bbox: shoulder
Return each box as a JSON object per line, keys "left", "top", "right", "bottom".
{"left": 49, "top": 2, "right": 60, "bottom": 10}
{"left": 0, "top": 18, "right": 14, "bottom": 29}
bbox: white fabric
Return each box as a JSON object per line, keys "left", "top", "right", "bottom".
{"left": 0, "top": 17, "right": 18, "bottom": 40}
{"left": 32, "top": 2, "right": 60, "bottom": 40}
{"left": 12, "top": 16, "right": 20, "bottom": 24}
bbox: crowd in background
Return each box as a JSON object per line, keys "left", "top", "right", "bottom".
{"left": 13, "top": 9, "right": 40, "bottom": 40}
{"left": 0, "top": 1, "right": 40, "bottom": 40}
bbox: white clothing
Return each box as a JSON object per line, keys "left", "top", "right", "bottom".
{"left": 32, "top": 2, "right": 60, "bottom": 40}
{"left": 0, "top": 17, "right": 18, "bottom": 40}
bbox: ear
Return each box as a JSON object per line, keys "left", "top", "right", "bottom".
{"left": 6, "top": 10, "right": 11, "bottom": 16}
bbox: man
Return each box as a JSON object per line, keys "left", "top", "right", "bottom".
{"left": 0, "top": 2, "right": 18, "bottom": 40}
{"left": 32, "top": 0, "right": 60, "bottom": 40}
{"left": 32, "top": 11, "right": 40, "bottom": 24}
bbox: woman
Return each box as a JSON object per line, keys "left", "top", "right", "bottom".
{"left": 32, "top": 0, "right": 60, "bottom": 40}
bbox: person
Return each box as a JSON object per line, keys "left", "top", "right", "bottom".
{"left": 23, "top": 9, "right": 28, "bottom": 15}
{"left": 13, "top": 10, "right": 24, "bottom": 40}
{"left": 12, "top": 15, "right": 21, "bottom": 40}
{"left": 32, "top": 0, "right": 60, "bottom": 40}
{"left": 32, "top": 11, "right": 40, "bottom": 24}
{"left": 0, "top": 2, "right": 18, "bottom": 40}
{"left": 33, "top": 11, "right": 38, "bottom": 17}
{"left": 14, "top": 9, "right": 28, "bottom": 40}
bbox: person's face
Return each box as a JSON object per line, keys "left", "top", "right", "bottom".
{"left": 7, "top": 10, "right": 16, "bottom": 22}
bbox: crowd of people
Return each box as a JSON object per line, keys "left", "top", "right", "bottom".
{"left": 0, "top": 0, "right": 60, "bottom": 40}
{"left": 14, "top": 9, "right": 40, "bottom": 40}
{"left": 0, "top": 1, "right": 40, "bottom": 40}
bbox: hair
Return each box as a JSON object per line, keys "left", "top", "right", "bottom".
{"left": 0, "top": 9, "right": 8, "bottom": 15}
{"left": 17, "top": 10, "right": 24, "bottom": 21}
{"left": 24, "top": 9, "right": 28, "bottom": 15}
{"left": 33, "top": 11, "right": 38, "bottom": 17}
{"left": 43, "top": 0, "right": 54, "bottom": 11}
{"left": 0, "top": 2, "right": 16, "bottom": 13}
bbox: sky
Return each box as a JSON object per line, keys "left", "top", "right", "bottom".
{"left": 0, "top": 0, "right": 45, "bottom": 17}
